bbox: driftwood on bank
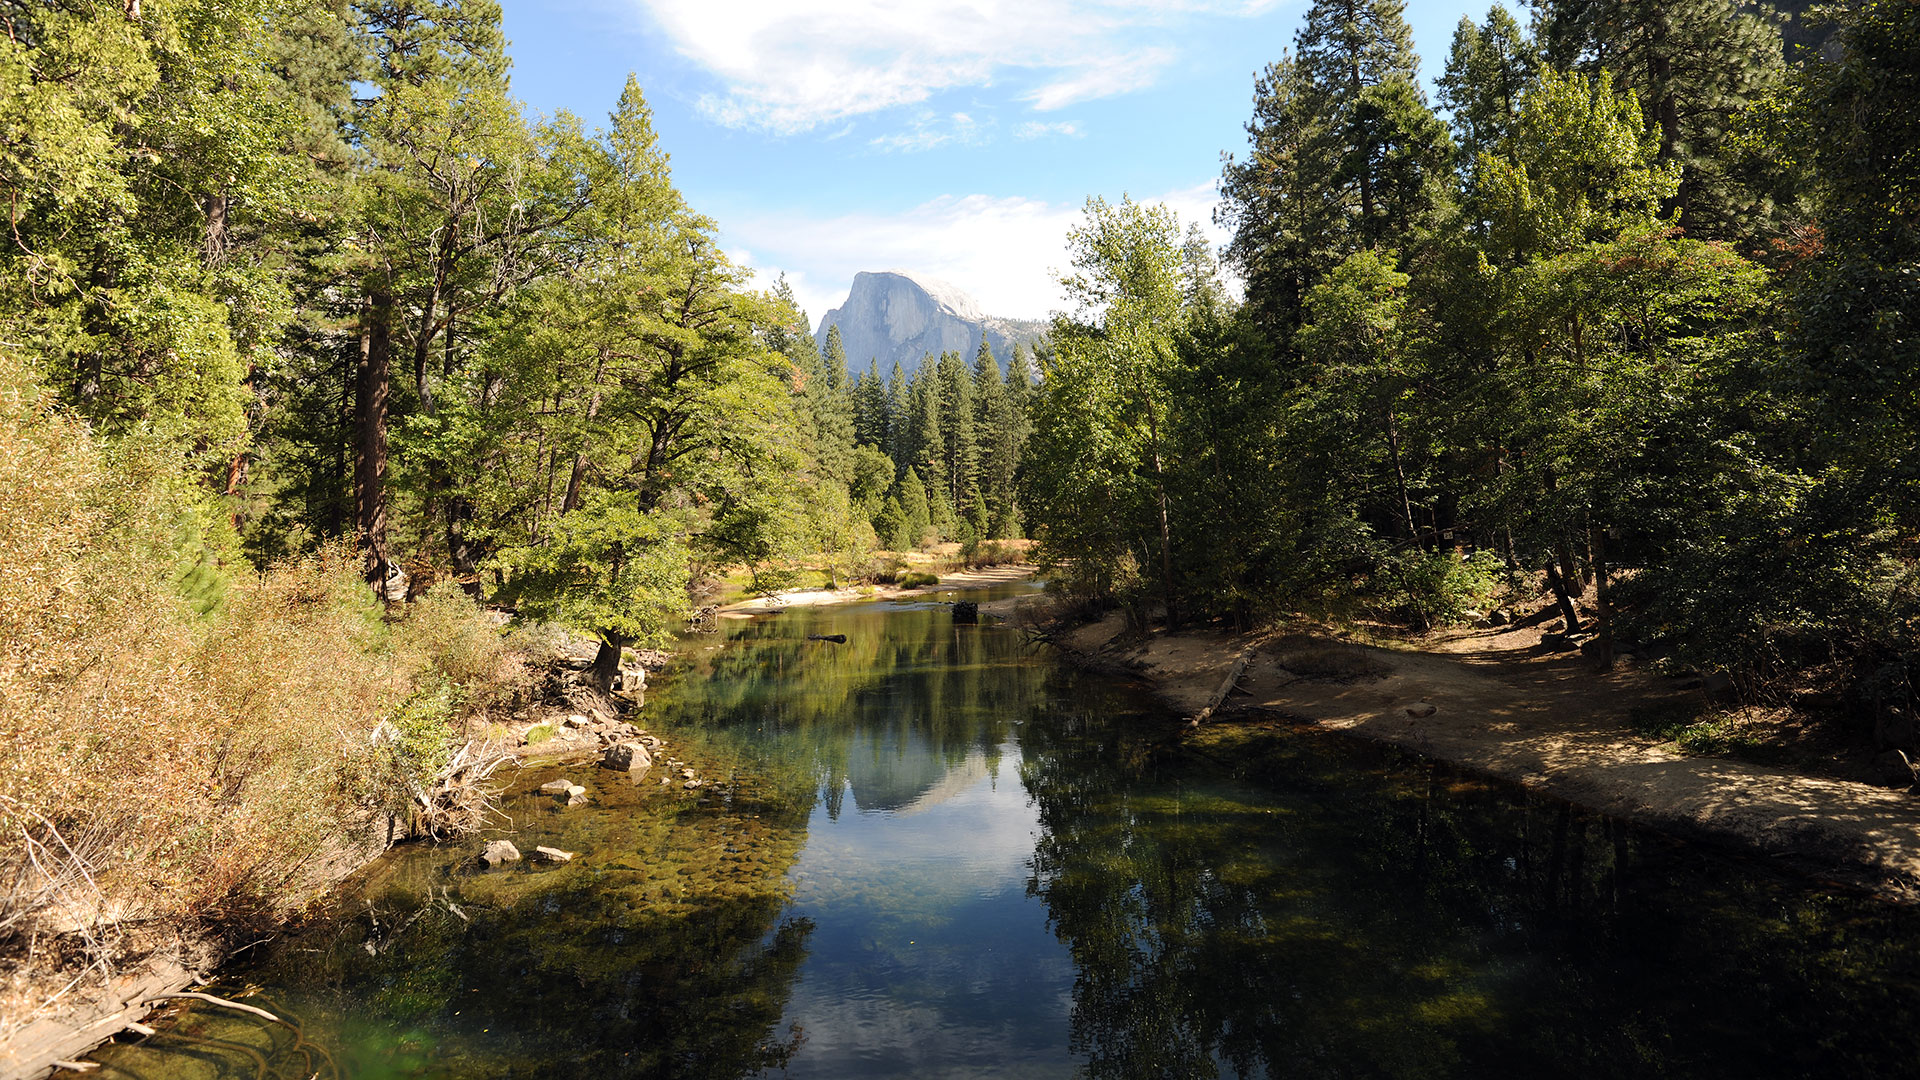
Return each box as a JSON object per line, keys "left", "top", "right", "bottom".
{"left": 369, "top": 732, "right": 512, "bottom": 841}
{"left": 1190, "top": 646, "right": 1258, "bottom": 725}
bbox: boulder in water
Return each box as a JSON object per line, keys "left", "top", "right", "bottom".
{"left": 603, "top": 742, "right": 651, "bottom": 772}
{"left": 952, "top": 601, "right": 979, "bottom": 623}
{"left": 479, "top": 840, "right": 521, "bottom": 867}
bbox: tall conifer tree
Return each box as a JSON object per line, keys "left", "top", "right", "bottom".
{"left": 936, "top": 349, "right": 979, "bottom": 516}
{"left": 1220, "top": 0, "right": 1452, "bottom": 338}
{"left": 1531, "top": 0, "right": 1786, "bottom": 242}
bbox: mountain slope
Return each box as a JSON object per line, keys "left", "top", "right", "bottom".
{"left": 816, "top": 270, "right": 1046, "bottom": 373}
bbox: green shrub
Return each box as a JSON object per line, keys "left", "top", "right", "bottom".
{"left": 1375, "top": 549, "right": 1505, "bottom": 630}
{"left": 897, "top": 571, "right": 941, "bottom": 589}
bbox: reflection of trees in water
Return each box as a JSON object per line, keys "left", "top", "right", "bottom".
{"left": 664, "top": 606, "right": 1052, "bottom": 816}
{"left": 1019, "top": 690, "right": 1920, "bottom": 1079}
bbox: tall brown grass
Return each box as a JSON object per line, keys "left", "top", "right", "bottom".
{"left": 0, "top": 356, "right": 529, "bottom": 1025}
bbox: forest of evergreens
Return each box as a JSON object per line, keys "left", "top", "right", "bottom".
{"left": 1, "top": 0, "right": 1917, "bottom": 1017}
{"left": 1023, "top": 0, "right": 1920, "bottom": 701}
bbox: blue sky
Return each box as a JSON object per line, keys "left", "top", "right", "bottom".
{"left": 499, "top": 0, "right": 1511, "bottom": 324}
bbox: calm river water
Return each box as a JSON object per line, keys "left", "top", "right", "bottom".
{"left": 92, "top": 585, "right": 1920, "bottom": 1078}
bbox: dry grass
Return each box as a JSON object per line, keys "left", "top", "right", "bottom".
{"left": 0, "top": 357, "right": 532, "bottom": 1032}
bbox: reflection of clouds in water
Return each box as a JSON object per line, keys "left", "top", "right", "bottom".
{"left": 774, "top": 740, "right": 1079, "bottom": 1077}
{"left": 793, "top": 742, "right": 1037, "bottom": 906}
{"left": 770, "top": 981, "right": 1078, "bottom": 1079}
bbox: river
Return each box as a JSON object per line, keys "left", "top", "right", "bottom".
{"left": 88, "top": 584, "right": 1920, "bottom": 1078}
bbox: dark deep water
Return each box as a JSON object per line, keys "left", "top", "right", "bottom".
{"left": 90, "top": 586, "right": 1920, "bottom": 1078}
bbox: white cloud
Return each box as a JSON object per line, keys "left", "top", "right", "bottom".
{"left": 1023, "top": 47, "right": 1174, "bottom": 111}
{"left": 722, "top": 180, "right": 1232, "bottom": 325}
{"left": 628, "top": 0, "right": 1278, "bottom": 134}
{"left": 868, "top": 110, "right": 992, "bottom": 153}
{"left": 1013, "top": 120, "right": 1083, "bottom": 139}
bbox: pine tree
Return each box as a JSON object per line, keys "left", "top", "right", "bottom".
{"left": 907, "top": 364, "right": 945, "bottom": 500}
{"left": 1006, "top": 343, "right": 1035, "bottom": 408}
{"left": 936, "top": 349, "right": 979, "bottom": 516}
{"left": 886, "top": 360, "right": 911, "bottom": 475}
{"left": 1220, "top": 0, "right": 1452, "bottom": 337}
{"left": 852, "top": 361, "right": 890, "bottom": 449}
{"left": 1437, "top": 7, "right": 1541, "bottom": 165}
{"left": 874, "top": 495, "right": 912, "bottom": 552}
{"left": 973, "top": 341, "right": 1019, "bottom": 536}
{"left": 1531, "top": 0, "right": 1787, "bottom": 243}
{"left": 898, "top": 468, "right": 932, "bottom": 548}
{"left": 821, "top": 322, "right": 851, "bottom": 392}
{"left": 806, "top": 325, "right": 857, "bottom": 484}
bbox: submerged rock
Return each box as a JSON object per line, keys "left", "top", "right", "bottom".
{"left": 1405, "top": 702, "right": 1438, "bottom": 718}
{"left": 532, "top": 846, "right": 576, "bottom": 863}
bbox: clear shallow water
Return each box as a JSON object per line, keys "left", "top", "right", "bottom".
{"left": 91, "top": 587, "right": 1920, "bottom": 1078}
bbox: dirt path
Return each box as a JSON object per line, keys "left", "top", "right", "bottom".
{"left": 1064, "top": 613, "right": 1920, "bottom": 900}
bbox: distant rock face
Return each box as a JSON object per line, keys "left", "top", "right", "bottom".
{"left": 816, "top": 271, "right": 1045, "bottom": 374}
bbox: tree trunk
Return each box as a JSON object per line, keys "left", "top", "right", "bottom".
{"left": 1545, "top": 559, "right": 1581, "bottom": 633}
{"left": 446, "top": 494, "right": 481, "bottom": 597}
{"left": 588, "top": 631, "right": 628, "bottom": 696}
{"left": 1589, "top": 521, "right": 1615, "bottom": 670}
{"left": 1146, "top": 401, "right": 1178, "bottom": 629}
{"left": 413, "top": 215, "right": 459, "bottom": 418}
{"left": 1556, "top": 535, "right": 1586, "bottom": 602}
{"left": 1649, "top": 10, "right": 1683, "bottom": 219}
{"left": 355, "top": 290, "right": 394, "bottom": 593}
{"left": 1386, "top": 406, "right": 1418, "bottom": 546}
{"left": 562, "top": 350, "right": 609, "bottom": 513}
{"left": 201, "top": 191, "right": 228, "bottom": 267}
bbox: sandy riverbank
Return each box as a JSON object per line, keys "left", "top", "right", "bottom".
{"left": 717, "top": 564, "right": 1036, "bottom": 615}
{"left": 1056, "top": 610, "right": 1920, "bottom": 901}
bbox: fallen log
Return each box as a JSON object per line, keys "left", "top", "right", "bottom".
{"left": 1190, "top": 646, "right": 1258, "bottom": 725}
{"left": 807, "top": 634, "right": 848, "bottom": 644}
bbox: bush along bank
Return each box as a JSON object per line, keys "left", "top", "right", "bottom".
{"left": 0, "top": 361, "right": 549, "bottom": 1065}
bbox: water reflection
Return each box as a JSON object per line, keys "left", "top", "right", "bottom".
{"left": 1019, "top": 690, "right": 1920, "bottom": 1079}
{"left": 92, "top": 587, "right": 1920, "bottom": 1079}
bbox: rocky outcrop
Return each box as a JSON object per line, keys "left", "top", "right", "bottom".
{"left": 816, "top": 270, "right": 1045, "bottom": 374}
